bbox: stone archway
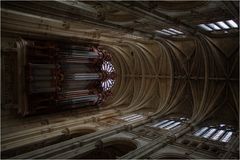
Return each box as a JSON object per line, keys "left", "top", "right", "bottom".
{"left": 75, "top": 139, "right": 138, "bottom": 159}
{"left": 68, "top": 128, "right": 96, "bottom": 139}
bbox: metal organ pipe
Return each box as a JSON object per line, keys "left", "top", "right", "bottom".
{"left": 62, "top": 81, "right": 98, "bottom": 90}
{"left": 29, "top": 63, "right": 56, "bottom": 69}
{"left": 61, "top": 64, "right": 93, "bottom": 73}
{"left": 66, "top": 73, "right": 101, "bottom": 81}
{"left": 60, "top": 51, "right": 99, "bottom": 58}
{"left": 56, "top": 95, "right": 99, "bottom": 105}
{"left": 17, "top": 39, "right": 114, "bottom": 116}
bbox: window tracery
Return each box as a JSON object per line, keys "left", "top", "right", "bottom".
{"left": 101, "top": 61, "right": 116, "bottom": 91}
{"left": 198, "top": 19, "right": 238, "bottom": 32}
{"left": 118, "top": 113, "right": 145, "bottom": 122}
{"left": 193, "top": 124, "right": 235, "bottom": 143}
{"left": 150, "top": 117, "right": 188, "bottom": 130}
{"left": 156, "top": 28, "right": 184, "bottom": 36}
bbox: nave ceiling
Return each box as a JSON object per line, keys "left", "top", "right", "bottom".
{"left": 1, "top": 0, "right": 239, "bottom": 127}
{"left": 1, "top": 1, "right": 239, "bottom": 159}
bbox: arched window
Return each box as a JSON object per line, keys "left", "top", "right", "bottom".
{"left": 118, "top": 113, "right": 145, "bottom": 122}
{"left": 198, "top": 20, "right": 238, "bottom": 32}
{"left": 194, "top": 127, "right": 209, "bottom": 136}
{"left": 101, "top": 61, "right": 115, "bottom": 91}
{"left": 220, "top": 131, "right": 233, "bottom": 142}
{"left": 202, "top": 128, "right": 217, "bottom": 138}
{"left": 150, "top": 117, "right": 188, "bottom": 130}
{"left": 211, "top": 130, "right": 225, "bottom": 140}
{"left": 193, "top": 124, "right": 235, "bottom": 143}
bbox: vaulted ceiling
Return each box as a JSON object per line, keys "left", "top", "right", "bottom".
{"left": 1, "top": 1, "right": 239, "bottom": 127}
{"left": 1, "top": 1, "right": 239, "bottom": 41}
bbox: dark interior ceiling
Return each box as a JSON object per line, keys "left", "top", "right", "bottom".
{"left": 0, "top": 1, "right": 239, "bottom": 159}
{"left": 1, "top": 1, "right": 239, "bottom": 41}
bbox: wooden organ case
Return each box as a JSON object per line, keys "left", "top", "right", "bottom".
{"left": 16, "top": 39, "right": 115, "bottom": 116}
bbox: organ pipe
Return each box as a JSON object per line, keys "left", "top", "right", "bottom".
{"left": 16, "top": 39, "right": 115, "bottom": 116}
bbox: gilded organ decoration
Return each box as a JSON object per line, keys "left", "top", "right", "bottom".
{"left": 17, "top": 39, "right": 115, "bottom": 116}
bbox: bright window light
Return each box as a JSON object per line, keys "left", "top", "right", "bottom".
{"left": 198, "top": 24, "right": 213, "bottom": 31}
{"left": 124, "top": 34, "right": 142, "bottom": 39}
{"left": 220, "top": 131, "right": 233, "bottom": 142}
{"left": 156, "top": 30, "right": 171, "bottom": 36}
{"left": 120, "top": 114, "right": 137, "bottom": 120}
{"left": 119, "top": 113, "right": 144, "bottom": 122}
{"left": 159, "top": 120, "right": 175, "bottom": 128}
{"left": 101, "top": 61, "right": 115, "bottom": 91}
{"left": 128, "top": 115, "right": 144, "bottom": 122}
{"left": 165, "top": 121, "right": 181, "bottom": 130}
{"left": 216, "top": 21, "right": 230, "bottom": 29}
{"left": 198, "top": 20, "right": 237, "bottom": 32}
{"left": 202, "top": 128, "right": 217, "bottom": 138}
{"left": 151, "top": 118, "right": 188, "bottom": 130}
{"left": 207, "top": 23, "right": 221, "bottom": 30}
{"left": 157, "top": 28, "right": 184, "bottom": 36}
{"left": 162, "top": 29, "right": 177, "bottom": 35}
{"left": 168, "top": 28, "right": 184, "bottom": 34}
{"left": 180, "top": 117, "right": 188, "bottom": 120}
{"left": 211, "top": 130, "right": 225, "bottom": 140}
{"left": 226, "top": 20, "right": 238, "bottom": 28}
{"left": 152, "top": 120, "right": 169, "bottom": 127}
{"left": 124, "top": 114, "right": 142, "bottom": 121}
{"left": 194, "top": 127, "right": 209, "bottom": 136}
{"left": 194, "top": 124, "right": 235, "bottom": 143}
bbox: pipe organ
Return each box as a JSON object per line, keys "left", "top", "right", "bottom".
{"left": 16, "top": 39, "right": 115, "bottom": 116}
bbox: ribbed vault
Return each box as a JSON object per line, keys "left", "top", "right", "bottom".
{"left": 103, "top": 34, "right": 239, "bottom": 126}
{"left": 1, "top": 2, "right": 239, "bottom": 159}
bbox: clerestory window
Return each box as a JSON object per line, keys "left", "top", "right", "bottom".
{"left": 193, "top": 124, "right": 235, "bottom": 143}
{"left": 156, "top": 28, "right": 184, "bottom": 36}
{"left": 119, "top": 113, "right": 145, "bottom": 122}
{"left": 150, "top": 117, "right": 188, "bottom": 130}
{"left": 198, "top": 19, "right": 238, "bottom": 32}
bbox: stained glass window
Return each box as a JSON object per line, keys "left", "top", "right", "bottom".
{"left": 150, "top": 117, "right": 188, "bottom": 130}
{"left": 152, "top": 120, "right": 169, "bottom": 127}
{"left": 159, "top": 120, "right": 175, "bottom": 128}
{"left": 202, "top": 128, "right": 217, "bottom": 138}
{"left": 220, "top": 131, "right": 233, "bottom": 142}
{"left": 194, "top": 127, "right": 209, "bottom": 136}
{"left": 198, "top": 19, "right": 238, "bottom": 32}
{"left": 193, "top": 124, "right": 235, "bottom": 143}
{"left": 101, "top": 61, "right": 115, "bottom": 91}
{"left": 165, "top": 122, "right": 181, "bottom": 130}
{"left": 119, "top": 113, "right": 144, "bottom": 122}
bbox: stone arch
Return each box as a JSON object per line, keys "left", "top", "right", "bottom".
{"left": 67, "top": 126, "right": 97, "bottom": 138}
{"left": 75, "top": 137, "right": 138, "bottom": 159}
